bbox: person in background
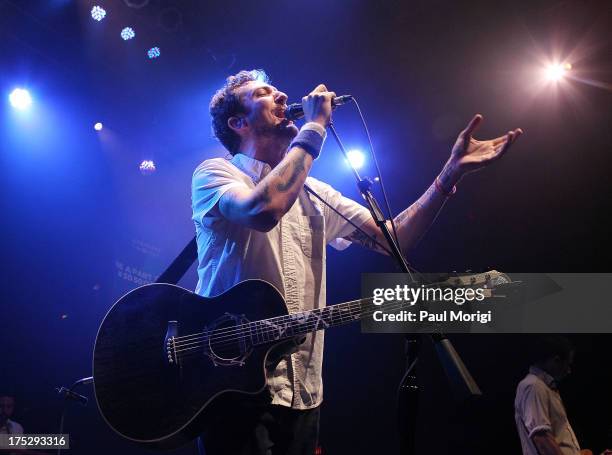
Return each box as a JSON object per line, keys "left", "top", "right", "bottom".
{"left": 0, "top": 394, "right": 23, "bottom": 435}
{"left": 515, "top": 335, "right": 582, "bottom": 455}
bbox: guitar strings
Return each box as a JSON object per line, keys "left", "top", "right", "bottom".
{"left": 172, "top": 300, "right": 411, "bottom": 362}
{"left": 172, "top": 298, "right": 367, "bottom": 349}
{"left": 174, "top": 299, "right": 369, "bottom": 356}
{"left": 172, "top": 282, "right": 501, "bottom": 357}
{"left": 171, "top": 297, "right": 369, "bottom": 347}
{"left": 171, "top": 292, "right": 481, "bottom": 356}
{"left": 172, "top": 297, "right": 455, "bottom": 362}
{"left": 169, "top": 275, "right": 494, "bottom": 348}
{"left": 171, "top": 286, "right": 490, "bottom": 352}
{"left": 172, "top": 301, "right": 365, "bottom": 354}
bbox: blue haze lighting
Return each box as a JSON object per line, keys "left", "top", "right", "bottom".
{"left": 91, "top": 5, "right": 106, "bottom": 21}
{"left": 9, "top": 88, "right": 32, "bottom": 110}
{"left": 147, "top": 47, "right": 161, "bottom": 59}
{"left": 121, "top": 27, "right": 135, "bottom": 40}
{"left": 346, "top": 149, "right": 365, "bottom": 169}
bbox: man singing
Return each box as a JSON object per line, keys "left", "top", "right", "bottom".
{"left": 192, "top": 69, "right": 522, "bottom": 454}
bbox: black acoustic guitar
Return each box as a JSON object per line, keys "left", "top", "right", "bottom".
{"left": 93, "top": 272, "right": 509, "bottom": 449}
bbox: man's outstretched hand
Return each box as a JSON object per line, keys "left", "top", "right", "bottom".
{"left": 445, "top": 114, "right": 523, "bottom": 182}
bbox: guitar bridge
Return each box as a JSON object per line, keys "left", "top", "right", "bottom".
{"left": 164, "top": 320, "right": 179, "bottom": 366}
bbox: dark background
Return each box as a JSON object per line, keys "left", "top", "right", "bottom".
{"left": 1, "top": 0, "right": 611, "bottom": 453}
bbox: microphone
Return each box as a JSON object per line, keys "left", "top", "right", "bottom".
{"left": 56, "top": 386, "right": 89, "bottom": 406}
{"left": 284, "top": 95, "right": 354, "bottom": 121}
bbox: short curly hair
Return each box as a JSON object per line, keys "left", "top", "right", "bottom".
{"left": 209, "top": 69, "right": 269, "bottom": 155}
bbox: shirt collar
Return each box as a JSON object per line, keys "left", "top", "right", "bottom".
{"left": 231, "top": 153, "right": 273, "bottom": 184}
{"left": 529, "top": 365, "right": 558, "bottom": 390}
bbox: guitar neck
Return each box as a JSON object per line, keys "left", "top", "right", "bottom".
{"left": 249, "top": 297, "right": 378, "bottom": 345}
{"left": 248, "top": 270, "right": 505, "bottom": 345}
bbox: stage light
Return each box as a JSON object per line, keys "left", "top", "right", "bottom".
{"left": 91, "top": 5, "right": 106, "bottom": 21}
{"left": 121, "top": 27, "right": 135, "bottom": 40}
{"left": 140, "top": 160, "right": 156, "bottom": 175}
{"left": 346, "top": 149, "right": 365, "bottom": 169}
{"left": 94, "top": 122, "right": 103, "bottom": 131}
{"left": 545, "top": 62, "right": 571, "bottom": 82}
{"left": 9, "top": 88, "right": 32, "bottom": 110}
{"left": 147, "top": 47, "right": 161, "bottom": 59}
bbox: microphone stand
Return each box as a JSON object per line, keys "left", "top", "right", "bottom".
{"left": 327, "top": 123, "right": 414, "bottom": 279}
{"left": 56, "top": 376, "right": 93, "bottom": 455}
{"left": 327, "top": 122, "right": 481, "bottom": 455}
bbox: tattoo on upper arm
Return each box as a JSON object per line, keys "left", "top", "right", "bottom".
{"left": 276, "top": 153, "right": 307, "bottom": 192}
{"left": 260, "top": 183, "right": 271, "bottom": 204}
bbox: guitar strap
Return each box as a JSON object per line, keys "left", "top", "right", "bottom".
{"left": 155, "top": 184, "right": 385, "bottom": 285}
{"left": 303, "top": 183, "right": 391, "bottom": 254}
{"left": 155, "top": 236, "right": 198, "bottom": 284}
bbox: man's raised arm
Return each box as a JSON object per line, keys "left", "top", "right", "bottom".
{"left": 345, "top": 114, "right": 522, "bottom": 254}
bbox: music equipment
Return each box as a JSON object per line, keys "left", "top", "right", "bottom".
{"left": 284, "top": 95, "right": 353, "bottom": 121}
{"left": 93, "top": 271, "right": 509, "bottom": 449}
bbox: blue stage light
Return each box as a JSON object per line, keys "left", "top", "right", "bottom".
{"left": 94, "top": 122, "right": 103, "bottom": 131}
{"left": 140, "top": 160, "right": 156, "bottom": 175}
{"left": 91, "top": 5, "right": 106, "bottom": 21}
{"left": 9, "top": 88, "right": 32, "bottom": 110}
{"left": 121, "top": 27, "right": 135, "bottom": 40}
{"left": 147, "top": 47, "right": 161, "bottom": 59}
{"left": 346, "top": 149, "right": 365, "bottom": 169}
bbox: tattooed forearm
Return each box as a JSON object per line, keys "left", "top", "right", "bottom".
{"left": 393, "top": 181, "right": 448, "bottom": 251}
{"left": 344, "top": 228, "right": 383, "bottom": 252}
{"left": 438, "top": 165, "right": 458, "bottom": 192}
{"left": 276, "top": 152, "right": 307, "bottom": 192}
{"left": 395, "top": 201, "right": 423, "bottom": 226}
{"left": 348, "top": 179, "right": 452, "bottom": 255}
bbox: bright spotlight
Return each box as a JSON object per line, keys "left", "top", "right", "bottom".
{"left": 91, "top": 5, "right": 106, "bottom": 21}
{"left": 9, "top": 88, "right": 32, "bottom": 110}
{"left": 147, "top": 47, "right": 161, "bottom": 59}
{"left": 140, "top": 160, "right": 156, "bottom": 175}
{"left": 346, "top": 149, "right": 365, "bottom": 169}
{"left": 94, "top": 122, "right": 103, "bottom": 131}
{"left": 545, "top": 62, "right": 571, "bottom": 82}
{"left": 121, "top": 27, "right": 135, "bottom": 40}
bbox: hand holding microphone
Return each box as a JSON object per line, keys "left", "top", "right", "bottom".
{"left": 285, "top": 84, "right": 353, "bottom": 125}
{"left": 299, "top": 84, "right": 336, "bottom": 127}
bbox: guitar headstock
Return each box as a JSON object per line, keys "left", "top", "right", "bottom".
{"left": 442, "top": 270, "right": 512, "bottom": 289}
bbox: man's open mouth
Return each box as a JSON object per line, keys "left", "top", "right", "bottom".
{"left": 274, "top": 107, "right": 289, "bottom": 120}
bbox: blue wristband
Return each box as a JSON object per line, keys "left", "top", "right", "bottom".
{"left": 289, "top": 129, "right": 324, "bottom": 159}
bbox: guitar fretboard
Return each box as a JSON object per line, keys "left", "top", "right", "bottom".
{"left": 248, "top": 297, "right": 376, "bottom": 345}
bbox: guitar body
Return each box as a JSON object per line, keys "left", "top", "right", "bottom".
{"left": 93, "top": 280, "right": 287, "bottom": 450}
{"left": 94, "top": 270, "right": 510, "bottom": 450}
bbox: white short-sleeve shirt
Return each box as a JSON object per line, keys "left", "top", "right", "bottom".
{"left": 514, "top": 366, "right": 581, "bottom": 455}
{"left": 0, "top": 419, "right": 24, "bottom": 434}
{"left": 191, "top": 153, "right": 371, "bottom": 409}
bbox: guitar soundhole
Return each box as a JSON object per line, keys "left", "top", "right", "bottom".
{"left": 203, "top": 313, "right": 253, "bottom": 367}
